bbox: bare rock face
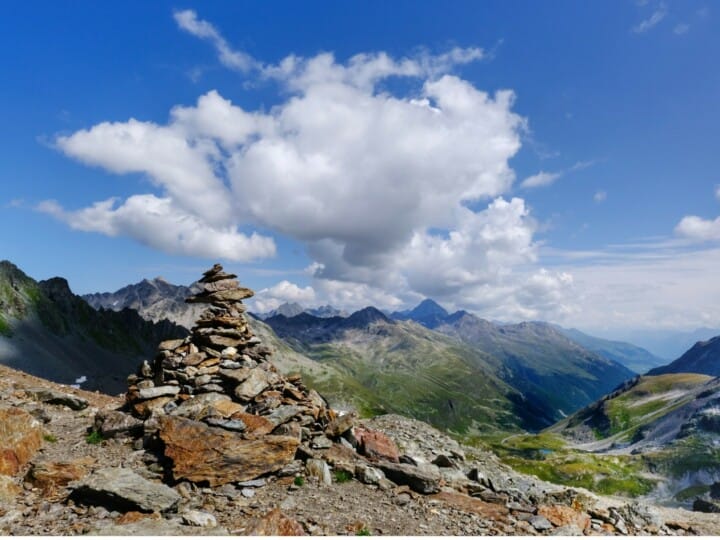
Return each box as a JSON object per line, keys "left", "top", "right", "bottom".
{"left": 0, "top": 406, "right": 43, "bottom": 476}
{"left": 157, "top": 415, "right": 299, "bottom": 486}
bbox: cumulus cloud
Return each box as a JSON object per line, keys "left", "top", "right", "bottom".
{"left": 675, "top": 215, "right": 720, "bottom": 241}
{"left": 252, "top": 280, "right": 317, "bottom": 313}
{"left": 632, "top": 3, "right": 667, "bottom": 33}
{"left": 46, "top": 10, "right": 577, "bottom": 321}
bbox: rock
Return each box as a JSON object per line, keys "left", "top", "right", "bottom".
{"left": 355, "top": 427, "right": 400, "bottom": 462}
{"left": 0, "top": 406, "right": 43, "bottom": 475}
{"left": 551, "top": 524, "right": 584, "bottom": 535}
{"left": 182, "top": 510, "right": 217, "bottom": 527}
{"left": 243, "top": 508, "right": 305, "bottom": 536}
{"left": 265, "top": 405, "right": 303, "bottom": 427}
{"left": 233, "top": 368, "right": 270, "bottom": 401}
{"left": 311, "top": 435, "right": 333, "bottom": 449}
{"left": 70, "top": 467, "right": 180, "bottom": 513}
{"left": 538, "top": 505, "right": 591, "bottom": 531}
{"left": 230, "top": 412, "right": 276, "bottom": 436}
{"left": 91, "top": 518, "right": 228, "bottom": 536}
{"left": 158, "top": 415, "right": 299, "bottom": 486}
{"left": 0, "top": 474, "right": 19, "bottom": 502}
{"left": 355, "top": 463, "right": 386, "bottom": 485}
{"left": 693, "top": 497, "right": 720, "bottom": 513}
{"left": 238, "top": 478, "right": 267, "bottom": 488}
{"left": 326, "top": 412, "right": 356, "bottom": 437}
{"left": 94, "top": 410, "right": 143, "bottom": 438}
{"left": 26, "top": 458, "right": 92, "bottom": 494}
{"left": 376, "top": 461, "right": 441, "bottom": 494}
{"left": 432, "top": 454, "right": 460, "bottom": 468}
{"left": 132, "top": 396, "right": 174, "bottom": 418}
{"left": 529, "top": 515, "right": 553, "bottom": 531}
{"left": 137, "top": 385, "right": 180, "bottom": 400}
{"left": 26, "top": 388, "right": 88, "bottom": 410}
{"left": 241, "top": 488, "right": 255, "bottom": 498}
{"left": 158, "top": 338, "right": 187, "bottom": 351}
{"left": 306, "top": 458, "right": 332, "bottom": 485}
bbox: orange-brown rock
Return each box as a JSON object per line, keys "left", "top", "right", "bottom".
{"left": 158, "top": 415, "right": 299, "bottom": 486}
{"left": 244, "top": 508, "right": 305, "bottom": 536}
{"left": 132, "top": 396, "right": 174, "bottom": 418}
{"left": 0, "top": 406, "right": 43, "bottom": 476}
{"left": 318, "top": 443, "right": 360, "bottom": 469}
{"left": 230, "top": 411, "right": 275, "bottom": 436}
{"left": 0, "top": 474, "right": 19, "bottom": 502}
{"left": 26, "top": 457, "right": 93, "bottom": 495}
{"left": 325, "top": 412, "right": 356, "bottom": 437}
{"left": 538, "top": 504, "right": 591, "bottom": 531}
{"left": 355, "top": 427, "right": 400, "bottom": 463}
{"left": 430, "top": 491, "right": 509, "bottom": 522}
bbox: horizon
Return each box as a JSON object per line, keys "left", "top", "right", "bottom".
{"left": 2, "top": 1, "right": 719, "bottom": 335}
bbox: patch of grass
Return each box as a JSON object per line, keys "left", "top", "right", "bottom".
{"left": 357, "top": 527, "right": 371, "bottom": 536}
{"left": 43, "top": 433, "right": 58, "bottom": 443}
{"left": 85, "top": 430, "right": 105, "bottom": 445}
{"left": 0, "top": 313, "right": 12, "bottom": 337}
{"left": 674, "top": 484, "right": 710, "bottom": 501}
{"left": 293, "top": 476, "right": 305, "bottom": 487}
{"left": 333, "top": 470, "right": 353, "bottom": 483}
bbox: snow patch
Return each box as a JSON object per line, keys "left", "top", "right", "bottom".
{"left": 71, "top": 375, "right": 87, "bottom": 389}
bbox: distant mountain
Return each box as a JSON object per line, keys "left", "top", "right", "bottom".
{"left": 255, "top": 302, "right": 348, "bottom": 320}
{"left": 601, "top": 327, "right": 720, "bottom": 360}
{"left": 391, "top": 299, "right": 450, "bottom": 328}
{"left": 433, "top": 312, "right": 636, "bottom": 426}
{"left": 83, "top": 277, "right": 204, "bottom": 330}
{"left": 557, "top": 327, "right": 665, "bottom": 374}
{"left": 648, "top": 335, "right": 720, "bottom": 377}
{"left": 264, "top": 310, "right": 545, "bottom": 433}
{"left": 306, "top": 304, "right": 348, "bottom": 318}
{"left": 0, "top": 260, "right": 186, "bottom": 393}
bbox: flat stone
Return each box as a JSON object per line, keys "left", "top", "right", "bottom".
{"left": 94, "top": 410, "right": 143, "bottom": 438}
{"left": 137, "top": 385, "right": 180, "bottom": 400}
{"left": 202, "top": 279, "right": 240, "bottom": 292}
{"left": 70, "top": 467, "right": 180, "bottom": 513}
{"left": 529, "top": 515, "right": 553, "bottom": 531}
{"left": 265, "top": 405, "right": 303, "bottom": 427}
{"left": 376, "top": 461, "right": 441, "bottom": 494}
{"left": 186, "top": 288, "right": 254, "bottom": 304}
{"left": 310, "top": 435, "right": 333, "bottom": 449}
{"left": 0, "top": 406, "right": 43, "bottom": 476}
{"left": 355, "top": 463, "right": 385, "bottom": 485}
{"left": 538, "top": 505, "right": 591, "bottom": 531}
{"left": 219, "top": 367, "right": 251, "bottom": 384}
{"left": 238, "top": 478, "right": 267, "bottom": 488}
{"left": 200, "top": 334, "right": 245, "bottom": 349}
{"left": 26, "top": 388, "right": 88, "bottom": 410}
{"left": 132, "top": 396, "right": 174, "bottom": 418}
{"left": 241, "top": 488, "right": 255, "bottom": 498}
{"left": 158, "top": 338, "right": 187, "bottom": 351}
{"left": 229, "top": 412, "right": 275, "bottom": 436}
{"left": 158, "top": 415, "right": 299, "bottom": 486}
{"left": 182, "top": 352, "right": 206, "bottom": 366}
{"left": 26, "top": 458, "right": 92, "bottom": 495}
{"left": 205, "top": 417, "right": 246, "bottom": 432}
{"left": 170, "top": 393, "right": 232, "bottom": 420}
{"left": 182, "top": 510, "right": 217, "bottom": 527}
{"left": 234, "top": 368, "right": 270, "bottom": 401}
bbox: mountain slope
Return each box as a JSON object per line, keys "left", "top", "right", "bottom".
{"left": 558, "top": 327, "right": 665, "bottom": 374}
{"left": 0, "top": 261, "right": 186, "bottom": 393}
{"left": 648, "top": 335, "right": 720, "bottom": 377}
{"left": 391, "top": 299, "right": 450, "bottom": 329}
{"left": 265, "top": 310, "right": 545, "bottom": 433}
{"left": 434, "top": 313, "right": 636, "bottom": 425}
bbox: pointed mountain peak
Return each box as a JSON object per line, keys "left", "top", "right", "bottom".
{"left": 344, "top": 306, "right": 392, "bottom": 328}
{"left": 411, "top": 298, "right": 449, "bottom": 317}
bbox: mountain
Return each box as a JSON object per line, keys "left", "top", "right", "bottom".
{"left": 433, "top": 312, "right": 636, "bottom": 426}
{"left": 264, "top": 310, "right": 545, "bottom": 433}
{"left": 0, "top": 260, "right": 186, "bottom": 393}
{"left": 83, "top": 277, "right": 203, "bottom": 330}
{"left": 254, "top": 302, "right": 348, "bottom": 320}
{"left": 647, "top": 335, "right": 720, "bottom": 377}
{"left": 259, "top": 302, "right": 306, "bottom": 319}
{"left": 602, "top": 327, "right": 720, "bottom": 361}
{"left": 391, "top": 299, "right": 450, "bottom": 328}
{"left": 306, "top": 304, "right": 348, "bottom": 318}
{"left": 557, "top": 327, "right": 665, "bottom": 374}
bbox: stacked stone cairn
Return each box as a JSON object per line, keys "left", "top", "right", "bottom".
{"left": 123, "top": 264, "right": 356, "bottom": 487}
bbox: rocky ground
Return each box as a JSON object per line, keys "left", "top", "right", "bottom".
{"left": 3, "top": 364, "right": 720, "bottom": 536}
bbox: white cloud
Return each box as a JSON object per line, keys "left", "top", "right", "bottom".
{"left": 633, "top": 3, "right": 668, "bottom": 33}
{"left": 520, "top": 171, "right": 561, "bottom": 189}
{"left": 46, "top": 10, "right": 580, "bottom": 322}
{"left": 252, "top": 280, "right": 316, "bottom": 313}
{"left": 715, "top": 184, "right": 720, "bottom": 201}
{"left": 675, "top": 215, "right": 720, "bottom": 241}
{"left": 673, "top": 23, "right": 690, "bottom": 35}
{"left": 594, "top": 190, "right": 607, "bottom": 203}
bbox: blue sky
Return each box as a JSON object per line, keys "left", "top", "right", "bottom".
{"left": 1, "top": 1, "right": 719, "bottom": 334}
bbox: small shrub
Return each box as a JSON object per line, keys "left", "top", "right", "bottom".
{"left": 43, "top": 433, "right": 58, "bottom": 443}
{"left": 85, "top": 430, "right": 104, "bottom": 445}
{"left": 357, "top": 527, "right": 371, "bottom": 536}
{"left": 293, "top": 476, "right": 305, "bottom": 487}
{"left": 333, "top": 470, "right": 353, "bottom": 483}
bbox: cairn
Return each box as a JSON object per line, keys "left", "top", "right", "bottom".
{"left": 123, "top": 264, "right": 345, "bottom": 486}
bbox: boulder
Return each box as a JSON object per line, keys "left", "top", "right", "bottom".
{"left": 158, "top": 415, "right": 299, "bottom": 486}
{"left": 355, "top": 427, "right": 400, "bottom": 462}
{"left": 326, "top": 412, "right": 356, "bottom": 437}
{"left": 538, "top": 505, "right": 591, "bottom": 531}
{"left": 26, "top": 388, "right": 88, "bottom": 410}
{"left": 26, "top": 458, "right": 92, "bottom": 494}
{"left": 233, "top": 368, "right": 270, "bottom": 401}
{"left": 376, "top": 461, "right": 441, "bottom": 494}
{"left": 94, "top": 410, "right": 143, "bottom": 438}
{"left": 306, "top": 458, "right": 332, "bottom": 485}
{"left": 0, "top": 406, "right": 43, "bottom": 476}
{"left": 70, "top": 467, "right": 180, "bottom": 513}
